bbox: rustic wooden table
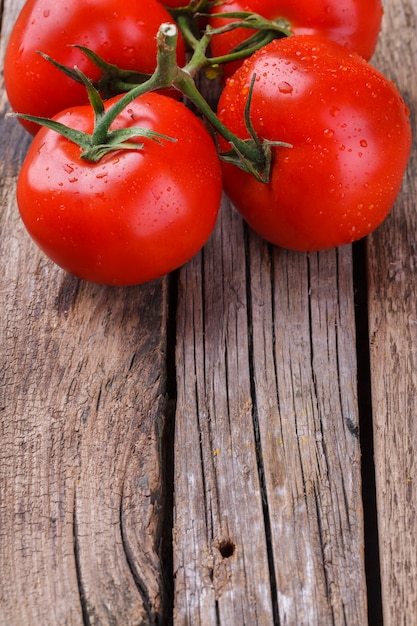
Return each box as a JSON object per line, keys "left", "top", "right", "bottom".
{"left": 1, "top": 1, "right": 416, "bottom": 624}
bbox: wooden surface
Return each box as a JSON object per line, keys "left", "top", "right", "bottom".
{"left": 0, "top": 1, "right": 416, "bottom": 625}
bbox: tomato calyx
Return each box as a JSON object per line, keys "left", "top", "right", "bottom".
{"left": 38, "top": 48, "right": 153, "bottom": 100}
{"left": 8, "top": 68, "right": 176, "bottom": 163}
{"left": 173, "top": 7, "right": 291, "bottom": 74}
{"left": 10, "top": 23, "right": 288, "bottom": 180}
{"left": 206, "top": 12, "right": 292, "bottom": 61}
{"left": 216, "top": 74, "right": 292, "bottom": 181}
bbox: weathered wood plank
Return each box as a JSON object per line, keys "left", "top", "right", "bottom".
{"left": 1, "top": 0, "right": 416, "bottom": 623}
{"left": 367, "top": 1, "right": 417, "bottom": 624}
{"left": 249, "top": 241, "right": 366, "bottom": 625}
{"left": 0, "top": 1, "right": 170, "bottom": 624}
{"left": 174, "top": 199, "right": 275, "bottom": 624}
{"left": 173, "top": 193, "right": 365, "bottom": 623}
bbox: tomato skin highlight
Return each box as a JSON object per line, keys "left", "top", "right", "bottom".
{"left": 209, "top": 0, "right": 383, "bottom": 78}
{"left": 217, "top": 35, "right": 411, "bottom": 251}
{"left": 17, "top": 93, "right": 222, "bottom": 286}
{"left": 4, "top": 0, "right": 186, "bottom": 134}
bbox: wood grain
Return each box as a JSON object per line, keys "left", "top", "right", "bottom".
{"left": 367, "top": 1, "right": 417, "bottom": 624}
{"left": 1, "top": 0, "right": 416, "bottom": 624}
{"left": 173, "top": 195, "right": 366, "bottom": 624}
{"left": 249, "top": 241, "right": 366, "bottom": 625}
{"left": 0, "top": 1, "right": 170, "bottom": 624}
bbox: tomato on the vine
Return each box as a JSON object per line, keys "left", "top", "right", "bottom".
{"left": 209, "top": 0, "right": 383, "bottom": 78}
{"left": 217, "top": 35, "right": 411, "bottom": 251}
{"left": 16, "top": 92, "right": 222, "bottom": 285}
{"left": 4, "top": 0, "right": 186, "bottom": 134}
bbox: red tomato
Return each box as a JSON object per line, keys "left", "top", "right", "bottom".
{"left": 16, "top": 92, "right": 222, "bottom": 285}
{"left": 4, "top": 0, "right": 186, "bottom": 134}
{"left": 217, "top": 35, "right": 411, "bottom": 251}
{"left": 209, "top": 0, "right": 383, "bottom": 78}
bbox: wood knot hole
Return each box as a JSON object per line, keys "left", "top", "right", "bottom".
{"left": 218, "top": 539, "right": 235, "bottom": 559}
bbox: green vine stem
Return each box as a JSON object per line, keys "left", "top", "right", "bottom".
{"left": 9, "top": 23, "right": 290, "bottom": 181}
{"left": 95, "top": 23, "right": 290, "bottom": 182}
{"left": 178, "top": 11, "right": 292, "bottom": 74}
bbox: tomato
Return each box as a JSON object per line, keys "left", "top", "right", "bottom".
{"left": 16, "top": 92, "right": 222, "bottom": 285}
{"left": 209, "top": 0, "right": 383, "bottom": 78}
{"left": 4, "top": 0, "right": 186, "bottom": 134}
{"left": 217, "top": 35, "right": 411, "bottom": 251}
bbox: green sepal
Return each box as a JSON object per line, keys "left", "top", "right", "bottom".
{"left": 71, "top": 46, "right": 152, "bottom": 96}
{"left": 220, "top": 138, "right": 291, "bottom": 183}
{"left": 206, "top": 11, "right": 292, "bottom": 40}
{"left": 81, "top": 128, "right": 177, "bottom": 163}
{"left": 6, "top": 113, "right": 91, "bottom": 148}
{"left": 37, "top": 48, "right": 152, "bottom": 98}
{"left": 219, "top": 73, "right": 292, "bottom": 183}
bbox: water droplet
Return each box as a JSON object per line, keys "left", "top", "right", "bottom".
{"left": 360, "top": 139, "right": 368, "bottom": 148}
{"left": 278, "top": 81, "right": 293, "bottom": 94}
{"left": 123, "top": 46, "right": 135, "bottom": 57}
{"left": 43, "top": 9, "right": 50, "bottom": 17}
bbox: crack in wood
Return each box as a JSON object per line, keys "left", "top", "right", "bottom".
{"left": 73, "top": 489, "right": 90, "bottom": 626}
{"left": 245, "top": 228, "right": 281, "bottom": 626}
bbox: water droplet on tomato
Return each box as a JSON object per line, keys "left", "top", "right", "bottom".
{"left": 360, "top": 139, "right": 368, "bottom": 148}
{"left": 330, "top": 106, "right": 340, "bottom": 117}
{"left": 43, "top": 9, "right": 50, "bottom": 17}
{"left": 278, "top": 81, "right": 293, "bottom": 94}
{"left": 123, "top": 46, "right": 135, "bottom": 58}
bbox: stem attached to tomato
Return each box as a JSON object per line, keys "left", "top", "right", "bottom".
{"left": 178, "top": 11, "right": 292, "bottom": 75}
{"left": 98, "top": 23, "right": 288, "bottom": 182}
{"left": 9, "top": 23, "right": 290, "bottom": 181}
